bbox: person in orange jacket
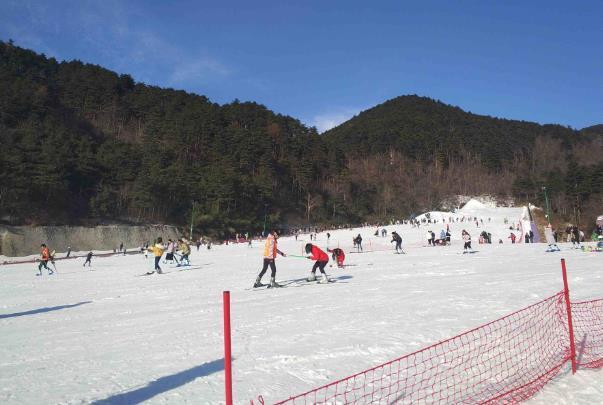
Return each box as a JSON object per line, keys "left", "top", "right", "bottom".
{"left": 305, "top": 243, "right": 330, "bottom": 282}
{"left": 254, "top": 230, "right": 286, "bottom": 288}
{"left": 37, "top": 243, "right": 53, "bottom": 276}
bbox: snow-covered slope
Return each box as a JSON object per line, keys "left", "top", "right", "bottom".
{"left": 1, "top": 204, "right": 601, "bottom": 404}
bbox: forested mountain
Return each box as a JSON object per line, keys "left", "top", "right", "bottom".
{"left": 581, "top": 124, "right": 603, "bottom": 136}
{"left": 322, "top": 96, "right": 602, "bottom": 226}
{"left": 324, "top": 96, "right": 577, "bottom": 170}
{"left": 1, "top": 41, "right": 601, "bottom": 235}
{"left": 0, "top": 41, "right": 331, "bottom": 232}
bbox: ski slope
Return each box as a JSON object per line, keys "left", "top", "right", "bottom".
{"left": 1, "top": 202, "right": 601, "bottom": 404}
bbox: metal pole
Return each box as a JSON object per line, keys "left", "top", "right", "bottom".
{"left": 263, "top": 204, "right": 267, "bottom": 237}
{"left": 542, "top": 187, "right": 552, "bottom": 225}
{"left": 223, "top": 291, "right": 233, "bottom": 404}
{"left": 190, "top": 201, "right": 195, "bottom": 239}
{"left": 561, "top": 259, "right": 577, "bottom": 374}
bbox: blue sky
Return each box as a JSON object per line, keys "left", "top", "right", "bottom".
{"left": 1, "top": 0, "right": 601, "bottom": 132}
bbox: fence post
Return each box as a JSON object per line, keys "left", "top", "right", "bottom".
{"left": 224, "top": 291, "right": 233, "bottom": 404}
{"left": 561, "top": 259, "right": 577, "bottom": 374}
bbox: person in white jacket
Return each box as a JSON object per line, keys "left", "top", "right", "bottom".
{"left": 462, "top": 230, "right": 472, "bottom": 252}
{"left": 544, "top": 225, "right": 560, "bottom": 252}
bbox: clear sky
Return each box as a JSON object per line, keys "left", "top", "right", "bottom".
{"left": 1, "top": 0, "right": 601, "bottom": 132}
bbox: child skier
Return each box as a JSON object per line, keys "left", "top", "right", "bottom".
{"left": 544, "top": 225, "right": 560, "bottom": 252}
{"left": 353, "top": 234, "right": 363, "bottom": 252}
{"left": 164, "top": 239, "right": 179, "bottom": 265}
{"left": 327, "top": 247, "right": 346, "bottom": 268}
{"left": 177, "top": 239, "right": 191, "bottom": 266}
{"left": 83, "top": 251, "right": 93, "bottom": 267}
{"left": 462, "top": 230, "right": 473, "bottom": 253}
{"left": 254, "top": 230, "right": 286, "bottom": 288}
{"left": 305, "top": 243, "right": 330, "bottom": 282}
{"left": 391, "top": 231, "right": 404, "bottom": 253}
{"left": 148, "top": 237, "right": 166, "bottom": 274}
{"left": 508, "top": 232, "right": 516, "bottom": 244}
{"left": 37, "top": 244, "right": 53, "bottom": 276}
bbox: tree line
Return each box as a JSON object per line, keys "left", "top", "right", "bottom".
{"left": 1, "top": 41, "right": 601, "bottom": 236}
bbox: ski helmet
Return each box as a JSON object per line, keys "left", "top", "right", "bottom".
{"left": 305, "top": 243, "right": 312, "bottom": 254}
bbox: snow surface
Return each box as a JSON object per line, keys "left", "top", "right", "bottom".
{"left": 1, "top": 204, "right": 601, "bottom": 404}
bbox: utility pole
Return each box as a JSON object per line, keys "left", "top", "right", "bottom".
{"left": 542, "top": 186, "right": 552, "bottom": 225}
{"left": 190, "top": 201, "right": 196, "bottom": 239}
{"left": 574, "top": 183, "right": 580, "bottom": 229}
{"left": 263, "top": 203, "right": 268, "bottom": 237}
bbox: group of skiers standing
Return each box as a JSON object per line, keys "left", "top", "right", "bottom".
{"left": 146, "top": 237, "right": 192, "bottom": 274}
{"left": 253, "top": 230, "right": 336, "bottom": 288}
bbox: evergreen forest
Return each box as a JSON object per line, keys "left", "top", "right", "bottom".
{"left": 1, "top": 41, "right": 601, "bottom": 236}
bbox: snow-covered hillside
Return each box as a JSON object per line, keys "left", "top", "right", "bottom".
{"left": 1, "top": 203, "right": 601, "bottom": 404}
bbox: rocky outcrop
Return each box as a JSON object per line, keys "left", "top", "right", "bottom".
{"left": 0, "top": 225, "right": 180, "bottom": 257}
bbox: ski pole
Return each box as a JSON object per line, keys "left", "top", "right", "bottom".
{"left": 287, "top": 254, "right": 308, "bottom": 259}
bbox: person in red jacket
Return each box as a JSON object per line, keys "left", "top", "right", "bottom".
{"left": 305, "top": 243, "right": 329, "bottom": 282}
{"left": 327, "top": 247, "right": 345, "bottom": 268}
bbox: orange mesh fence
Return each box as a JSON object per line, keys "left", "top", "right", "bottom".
{"left": 572, "top": 298, "right": 603, "bottom": 369}
{"left": 262, "top": 292, "right": 577, "bottom": 404}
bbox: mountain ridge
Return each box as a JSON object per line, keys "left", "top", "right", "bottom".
{"left": 1, "top": 41, "right": 601, "bottom": 233}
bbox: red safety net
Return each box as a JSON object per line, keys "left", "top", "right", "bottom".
{"left": 267, "top": 292, "right": 577, "bottom": 404}
{"left": 572, "top": 298, "right": 603, "bottom": 369}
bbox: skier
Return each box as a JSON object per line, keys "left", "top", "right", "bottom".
{"left": 328, "top": 247, "right": 346, "bottom": 268}
{"left": 462, "top": 230, "right": 473, "bottom": 253}
{"left": 508, "top": 232, "right": 516, "bottom": 244}
{"left": 147, "top": 237, "right": 166, "bottom": 274}
{"left": 119, "top": 242, "right": 123, "bottom": 253}
{"left": 391, "top": 231, "right": 403, "bottom": 253}
{"left": 37, "top": 244, "right": 53, "bottom": 276}
{"left": 305, "top": 243, "right": 330, "bottom": 283}
{"left": 83, "top": 251, "right": 93, "bottom": 267}
{"left": 49, "top": 249, "right": 57, "bottom": 271}
{"left": 177, "top": 239, "right": 191, "bottom": 266}
{"left": 430, "top": 231, "right": 436, "bottom": 246}
{"left": 544, "top": 225, "right": 560, "bottom": 252}
{"left": 571, "top": 226, "right": 581, "bottom": 248}
{"left": 164, "top": 239, "right": 178, "bottom": 265}
{"left": 254, "top": 230, "right": 286, "bottom": 288}
{"left": 426, "top": 231, "right": 433, "bottom": 246}
{"left": 445, "top": 229, "right": 451, "bottom": 245}
{"left": 66, "top": 246, "right": 71, "bottom": 258}
{"left": 354, "top": 234, "right": 363, "bottom": 252}
{"left": 381, "top": 228, "right": 387, "bottom": 237}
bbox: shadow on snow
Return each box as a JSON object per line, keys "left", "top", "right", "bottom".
{"left": 91, "top": 358, "right": 225, "bottom": 404}
{"left": 0, "top": 301, "right": 92, "bottom": 319}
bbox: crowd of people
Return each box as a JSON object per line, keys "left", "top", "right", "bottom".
{"left": 32, "top": 217, "right": 602, "bottom": 279}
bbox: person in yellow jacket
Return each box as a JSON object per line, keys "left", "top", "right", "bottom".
{"left": 177, "top": 238, "right": 191, "bottom": 267}
{"left": 147, "top": 237, "right": 166, "bottom": 274}
{"left": 254, "top": 230, "right": 286, "bottom": 288}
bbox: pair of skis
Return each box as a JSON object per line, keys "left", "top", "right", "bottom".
{"left": 249, "top": 277, "right": 338, "bottom": 290}
{"left": 138, "top": 265, "right": 202, "bottom": 276}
